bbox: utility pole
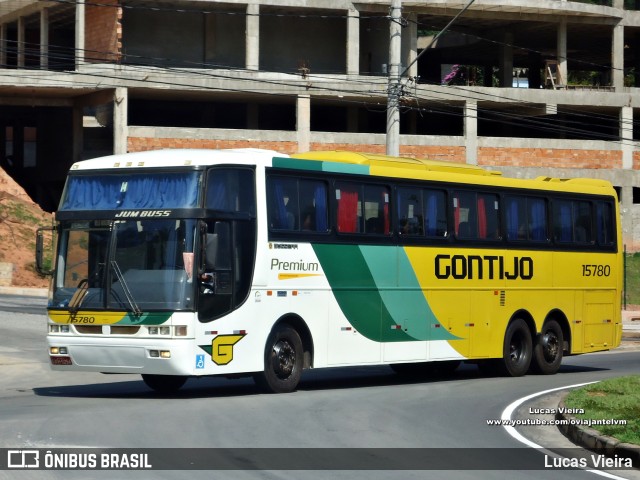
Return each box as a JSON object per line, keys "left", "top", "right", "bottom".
{"left": 386, "top": 0, "right": 402, "bottom": 156}
{"left": 386, "top": 0, "right": 477, "bottom": 157}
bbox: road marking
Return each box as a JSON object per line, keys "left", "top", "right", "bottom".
{"left": 501, "top": 382, "right": 628, "bottom": 480}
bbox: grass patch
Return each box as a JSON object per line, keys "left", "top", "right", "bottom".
{"left": 564, "top": 376, "right": 640, "bottom": 445}
{"left": 625, "top": 253, "right": 640, "bottom": 306}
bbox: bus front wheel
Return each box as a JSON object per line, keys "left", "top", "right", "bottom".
{"left": 500, "top": 318, "right": 532, "bottom": 377}
{"left": 531, "top": 320, "right": 563, "bottom": 375}
{"left": 141, "top": 374, "right": 187, "bottom": 393}
{"left": 254, "top": 326, "right": 303, "bottom": 393}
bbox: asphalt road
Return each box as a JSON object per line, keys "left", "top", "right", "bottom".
{"left": 0, "top": 296, "right": 639, "bottom": 480}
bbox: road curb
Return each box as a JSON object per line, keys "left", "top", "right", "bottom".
{"left": 556, "top": 392, "right": 640, "bottom": 467}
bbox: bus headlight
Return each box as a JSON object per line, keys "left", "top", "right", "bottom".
{"left": 49, "top": 324, "right": 69, "bottom": 333}
{"left": 50, "top": 347, "right": 68, "bottom": 355}
{"left": 174, "top": 326, "right": 187, "bottom": 336}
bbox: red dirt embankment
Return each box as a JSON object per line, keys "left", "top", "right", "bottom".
{"left": 0, "top": 168, "right": 52, "bottom": 288}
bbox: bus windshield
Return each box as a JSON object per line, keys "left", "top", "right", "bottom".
{"left": 59, "top": 171, "right": 201, "bottom": 211}
{"left": 51, "top": 219, "right": 197, "bottom": 311}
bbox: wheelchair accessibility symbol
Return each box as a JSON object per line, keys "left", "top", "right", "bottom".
{"left": 195, "top": 354, "right": 205, "bottom": 369}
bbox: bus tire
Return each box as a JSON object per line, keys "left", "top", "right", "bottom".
{"left": 254, "top": 326, "right": 303, "bottom": 393}
{"left": 499, "top": 318, "right": 532, "bottom": 377}
{"left": 531, "top": 319, "right": 563, "bottom": 375}
{"left": 141, "top": 374, "right": 187, "bottom": 393}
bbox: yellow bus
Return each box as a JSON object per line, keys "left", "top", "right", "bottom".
{"left": 38, "top": 149, "right": 622, "bottom": 393}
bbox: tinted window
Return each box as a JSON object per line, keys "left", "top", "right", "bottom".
{"left": 505, "top": 196, "right": 548, "bottom": 242}
{"left": 553, "top": 199, "right": 593, "bottom": 244}
{"left": 206, "top": 168, "right": 255, "bottom": 214}
{"left": 336, "top": 182, "right": 390, "bottom": 235}
{"left": 453, "top": 191, "right": 500, "bottom": 240}
{"left": 397, "top": 187, "right": 447, "bottom": 238}
{"left": 267, "top": 176, "right": 328, "bottom": 233}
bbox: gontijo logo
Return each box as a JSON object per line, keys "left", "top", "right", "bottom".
{"left": 435, "top": 254, "right": 533, "bottom": 280}
{"left": 211, "top": 334, "right": 245, "bottom": 365}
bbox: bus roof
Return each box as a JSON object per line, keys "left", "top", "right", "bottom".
{"left": 288, "top": 151, "right": 616, "bottom": 196}
{"left": 68, "top": 148, "right": 616, "bottom": 197}
{"left": 291, "top": 150, "right": 499, "bottom": 176}
{"left": 69, "top": 148, "right": 284, "bottom": 171}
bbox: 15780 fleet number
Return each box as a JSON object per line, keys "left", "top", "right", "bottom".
{"left": 581, "top": 264, "right": 611, "bottom": 277}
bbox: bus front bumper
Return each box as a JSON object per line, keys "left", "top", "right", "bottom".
{"left": 47, "top": 336, "right": 197, "bottom": 376}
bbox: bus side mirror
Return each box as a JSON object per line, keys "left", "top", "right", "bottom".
{"left": 36, "top": 226, "right": 56, "bottom": 276}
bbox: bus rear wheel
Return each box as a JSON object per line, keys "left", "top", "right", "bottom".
{"left": 254, "top": 326, "right": 303, "bottom": 393}
{"left": 499, "top": 318, "right": 532, "bottom": 377}
{"left": 531, "top": 320, "right": 563, "bottom": 375}
{"left": 141, "top": 374, "right": 187, "bottom": 393}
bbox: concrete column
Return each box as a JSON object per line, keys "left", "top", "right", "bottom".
{"left": 557, "top": 18, "right": 567, "bottom": 87}
{"left": 0, "top": 25, "right": 6, "bottom": 68}
{"left": 346, "top": 7, "right": 359, "bottom": 76}
{"left": 499, "top": 32, "right": 513, "bottom": 87}
{"left": 612, "top": 22, "right": 624, "bottom": 91}
{"left": 464, "top": 100, "right": 478, "bottom": 165}
{"left": 75, "top": 0, "right": 85, "bottom": 68}
{"left": 246, "top": 4, "right": 259, "bottom": 71}
{"left": 40, "top": 9, "right": 49, "bottom": 70}
{"left": 17, "top": 17, "right": 24, "bottom": 68}
{"left": 405, "top": 12, "right": 417, "bottom": 79}
{"left": 621, "top": 106, "right": 633, "bottom": 169}
{"left": 113, "top": 87, "right": 128, "bottom": 155}
{"left": 296, "top": 95, "right": 310, "bottom": 153}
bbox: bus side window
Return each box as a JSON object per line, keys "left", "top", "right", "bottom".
{"left": 268, "top": 177, "right": 297, "bottom": 231}
{"left": 596, "top": 201, "right": 614, "bottom": 246}
{"left": 574, "top": 201, "right": 593, "bottom": 244}
{"left": 553, "top": 200, "right": 573, "bottom": 243}
{"left": 268, "top": 176, "right": 328, "bottom": 233}
{"left": 299, "top": 180, "right": 329, "bottom": 232}
{"left": 397, "top": 187, "right": 424, "bottom": 236}
{"left": 424, "top": 190, "right": 446, "bottom": 237}
{"left": 363, "top": 185, "right": 390, "bottom": 235}
{"left": 336, "top": 183, "right": 361, "bottom": 233}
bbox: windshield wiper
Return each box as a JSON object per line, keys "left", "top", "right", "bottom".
{"left": 68, "top": 279, "right": 89, "bottom": 313}
{"left": 110, "top": 260, "right": 142, "bottom": 317}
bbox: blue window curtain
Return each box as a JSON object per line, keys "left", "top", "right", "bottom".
{"left": 506, "top": 198, "right": 519, "bottom": 241}
{"left": 206, "top": 176, "right": 228, "bottom": 210}
{"left": 596, "top": 202, "right": 612, "bottom": 246}
{"left": 425, "top": 191, "right": 439, "bottom": 236}
{"left": 529, "top": 199, "right": 546, "bottom": 241}
{"left": 270, "top": 179, "right": 289, "bottom": 230}
{"left": 60, "top": 172, "right": 200, "bottom": 210}
{"left": 558, "top": 202, "right": 572, "bottom": 242}
{"left": 314, "top": 184, "right": 328, "bottom": 232}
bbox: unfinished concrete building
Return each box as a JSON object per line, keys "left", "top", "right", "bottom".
{"left": 0, "top": 0, "right": 639, "bottom": 248}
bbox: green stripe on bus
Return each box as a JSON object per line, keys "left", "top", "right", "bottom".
{"left": 273, "top": 157, "right": 370, "bottom": 176}
{"left": 312, "top": 244, "right": 456, "bottom": 342}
